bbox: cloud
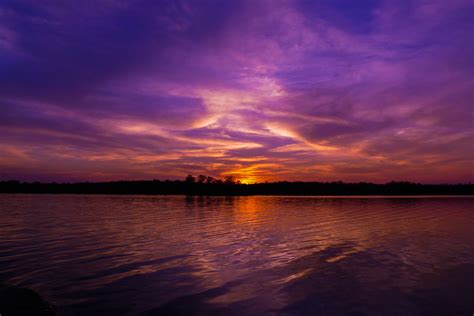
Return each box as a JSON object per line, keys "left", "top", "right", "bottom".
{"left": 0, "top": 0, "right": 472, "bottom": 183}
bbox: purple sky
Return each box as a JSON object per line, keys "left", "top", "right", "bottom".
{"left": 0, "top": 0, "right": 473, "bottom": 183}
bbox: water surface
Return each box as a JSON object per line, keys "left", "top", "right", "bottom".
{"left": 0, "top": 194, "right": 473, "bottom": 315}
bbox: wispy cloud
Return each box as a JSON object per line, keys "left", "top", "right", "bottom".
{"left": 0, "top": 0, "right": 472, "bottom": 183}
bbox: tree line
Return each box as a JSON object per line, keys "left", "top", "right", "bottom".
{"left": 184, "top": 174, "right": 240, "bottom": 185}
{"left": 0, "top": 176, "right": 472, "bottom": 195}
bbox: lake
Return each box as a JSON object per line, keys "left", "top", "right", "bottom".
{"left": 0, "top": 194, "right": 473, "bottom": 315}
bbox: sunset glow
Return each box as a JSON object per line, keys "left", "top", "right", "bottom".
{"left": 0, "top": 0, "right": 473, "bottom": 183}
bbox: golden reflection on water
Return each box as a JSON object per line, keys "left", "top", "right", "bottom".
{"left": 0, "top": 195, "right": 473, "bottom": 314}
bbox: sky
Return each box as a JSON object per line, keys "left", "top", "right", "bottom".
{"left": 0, "top": 0, "right": 473, "bottom": 183}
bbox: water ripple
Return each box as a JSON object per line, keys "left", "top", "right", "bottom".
{"left": 0, "top": 194, "right": 473, "bottom": 315}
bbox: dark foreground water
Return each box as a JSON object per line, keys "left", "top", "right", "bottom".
{"left": 0, "top": 195, "right": 473, "bottom": 315}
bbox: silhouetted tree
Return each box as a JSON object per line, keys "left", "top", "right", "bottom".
{"left": 224, "top": 176, "right": 236, "bottom": 185}
{"left": 205, "top": 176, "right": 215, "bottom": 184}
{"left": 185, "top": 175, "right": 196, "bottom": 183}
{"left": 197, "top": 175, "right": 206, "bottom": 184}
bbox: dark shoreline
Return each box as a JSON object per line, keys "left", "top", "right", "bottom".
{"left": 1, "top": 180, "right": 472, "bottom": 196}
{"left": 0, "top": 283, "right": 55, "bottom": 316}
